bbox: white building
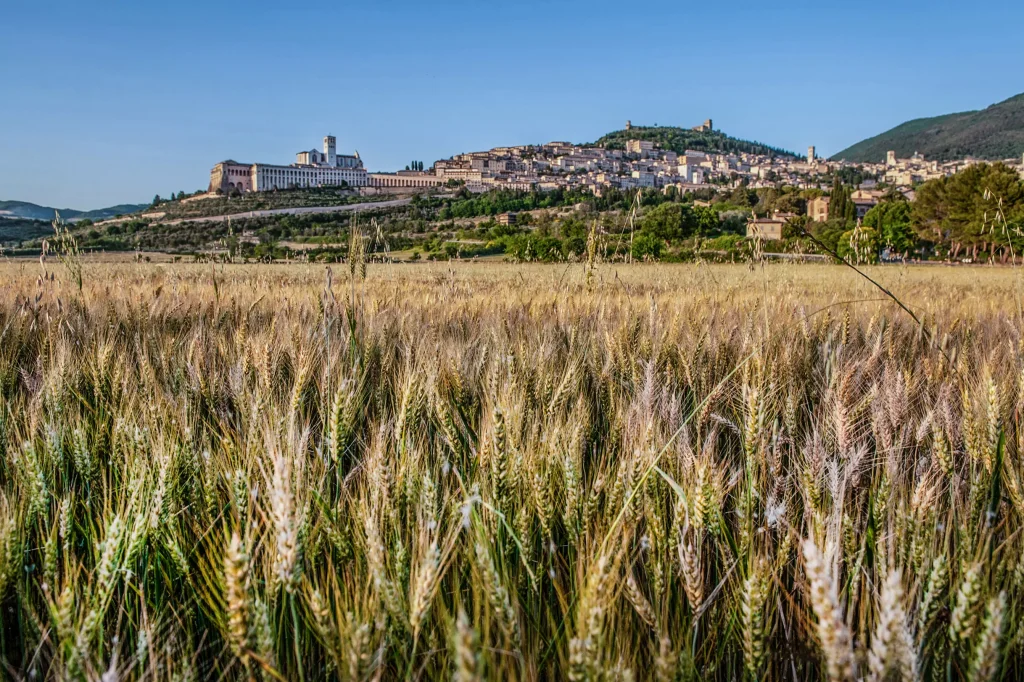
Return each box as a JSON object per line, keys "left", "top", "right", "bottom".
{"left": 676, "top": 161, "right": 705, "bottom": 185}
{"left": 209, "top": 136, "right": 369, "bottom": 193}
{"left": 631, "top": 170, "right": 655, "bottom": 187}
{"left": 626, "top": 139, "right": 655, "bottom": 157}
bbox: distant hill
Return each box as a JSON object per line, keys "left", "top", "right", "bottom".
{"left": 0, "top": 217, "right": 52, "bottom": 244}
{"left": 591, "top": 125, "right": 797, "bottom": 158}
{"left": 833, "top": 93, "right": 1024, "bottom": 163}
{"left": 0, "top": 200, "right": 148, "bottom": 222}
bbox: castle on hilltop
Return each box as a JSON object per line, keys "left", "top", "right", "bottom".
{"left": 209, "top": 136, "right": 368, "bottom": 194}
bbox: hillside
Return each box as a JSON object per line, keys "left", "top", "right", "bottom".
{"left": 591, "top": 125, "right": 797, "bottom": 158}
{"left": 833, "top": 92, "right": 1024, "bottom": 163}
{"left": 0, "top": 200, "right": 148, "bottom": 222}
{"left": 0, "top": 217, "right": 51, "bottom": 244}
{"left": 148, "top": 186, "right": 367, "bottom": 221}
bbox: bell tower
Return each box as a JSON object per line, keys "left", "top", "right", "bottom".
{"left": 324, "top": 135, "right": 337, "bottom": 166}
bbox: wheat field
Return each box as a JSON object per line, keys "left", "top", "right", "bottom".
{"left": 0, "top": 259, "right": 1022, "bottom": 681}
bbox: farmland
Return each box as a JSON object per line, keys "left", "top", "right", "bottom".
{"left": 0, "top": 260, "right": 1022, "bottom": 680}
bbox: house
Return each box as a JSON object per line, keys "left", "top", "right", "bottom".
{"left": 631, "top": 170, "right": 655, "bottom": 187}
{"left": 808, "top": 196, "right": 830, "bottom": 222}
{"left": 852, "top": 197, "right": 878, "bottom": 219}
{"left": 626, "top": 140, "right": 655, "bottom": 157}
{"left": 746, "top": 213, "right": 787, "bottom": 240}
{"left": 497, "top": 212, "right": 518, "bottom": 226}
{"left": 676, "top": 162, "right": 705, "bottom": 185}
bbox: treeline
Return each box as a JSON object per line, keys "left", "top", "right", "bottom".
{"left": 912, "top": 162, "right": 1024, "bottom": 260}
{"left": 803, "top": 162, "right": 1024, "bottom": 263}
{"left": 0, "top": 218, "right": 51, "bottom": 245}
{"left": 594, "top": 126, "right": 797, "bottom": 159}
{"left": 431, "top": 187, "right": 593, "bottom": 219}
{"left": 438, "top": 193, "right": 752, "bottom": 263}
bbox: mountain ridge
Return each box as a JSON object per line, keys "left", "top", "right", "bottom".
{"left": 0, "top": 200, "right": 148, "bottom": 222}
{"left": 833, "top": 93, "right": 1024, "bottom": 163}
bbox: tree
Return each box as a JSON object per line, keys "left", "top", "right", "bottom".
{"left": 639, "top": 202, "right": 697, "bottom": 242}
{"left": 863, "top": 200, "right": 915, "bottom": 254}
{"left": 728, "top": 186, "right": 756, "bottom": 208}
{"left": 693, "top": 205, "right": 720, "bottom": 235}
{"left": 771, "top": 191, "right": 807, "bottom": 216}
{"left": 827, "top": 179, "right": 844, "bottom": 220}
{"left": 631, "top": 232, "right": 662, "bottom": 260}
{"left": 912, "top": 163, "right": 1024, "bottom": 260}
{"left": 837, "top": 226, "right": 880, "bottom": 264}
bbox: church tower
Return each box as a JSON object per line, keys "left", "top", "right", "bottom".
{"left": 324, "top": 135, "right": 337, "bottom": 166}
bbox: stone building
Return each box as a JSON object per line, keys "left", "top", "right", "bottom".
{"left": 625, "top": 139, "right": 655, "bottom": 157}
{"left": 746, "top": 210, "right": 791, "bottom": 240}
{"left": 369, "top": 171, "right": 446, "bottom": 189}
{"left": 808, "top": 196, "right": 830, "bottom": 222}
{"left": 209, "top": 136, "right": 368, "bottom": 193}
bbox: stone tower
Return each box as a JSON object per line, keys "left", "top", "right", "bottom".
{"left": 324, "top": 135, "right": 337, "bottom": 166}
{"left": 807, "top": 146, "right": 816, "bottom": 164}
{"left": 626, "top": 120, "right": 632, "bottom": 131}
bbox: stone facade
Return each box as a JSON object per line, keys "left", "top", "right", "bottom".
{"left": 209, "top": 136, "right": 368, "bottom": 193}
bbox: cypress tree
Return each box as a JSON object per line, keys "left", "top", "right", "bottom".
{"left": 828, "top": 177, "right": 842, "bottom": 220}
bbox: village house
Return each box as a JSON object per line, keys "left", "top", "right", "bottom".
{"left": 745, "top": 211, "right": 791, "bottom": 240}
{"left": 808, "top": 196, "right": 830, "bottom": 222}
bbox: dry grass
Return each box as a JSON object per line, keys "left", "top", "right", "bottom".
{"left": 0, "top": 259, "right": 1023, "bottom": 680}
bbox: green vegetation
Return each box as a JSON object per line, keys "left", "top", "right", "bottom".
{"left": 827, "top": 178, "right": 856, "bottom": 223}
{"left": 912, "top": 162, "right": 1024, "bottom": 260}
{"left": 834, "top": 91, "right": 1024, "bottom": 162}
{"left": 147, "top": 186, "right": 375, "bottom": 220}
{"left": 10, "top": 163, "right": 1022, "bottom": 266}
{"left": 799, "top": 164, "right": 1024, "bottom": 263}
{"left": 0, "top": 217, "right": 51, "bottom": 244}
{"left": 863, "top": 199, "right": 914, "bottom": 253}
{"left": 593, "top": 125, "right": 797, "bottom": 158}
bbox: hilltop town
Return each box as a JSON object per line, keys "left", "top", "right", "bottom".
{"left": 207, "top": 120, "right": 1024, "bottom": 221}
{"left": 6, "top": 118, "right": 1024, "bottom": 266}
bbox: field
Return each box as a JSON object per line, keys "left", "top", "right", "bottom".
{"left": 0, "top": 259, "right": 1022, "bottom": 680}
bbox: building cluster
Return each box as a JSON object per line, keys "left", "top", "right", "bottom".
{"left": 425, "top": 126, "right": 835, "bottom": 197}
{"left": 209, "top": 123, "right": 841, "bottom": 199}
{"left": 746, "top": 188, "right": 890, "bottom": 239}
{"left": 210, "top": 129, "right": 1024, "bottom": 228}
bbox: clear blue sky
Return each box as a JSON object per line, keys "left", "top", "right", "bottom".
{"left": 2, "top": 0, "right": 1022, "bottom": 209}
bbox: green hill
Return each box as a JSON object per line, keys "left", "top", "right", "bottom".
{"left": 0, "top": 217, "right": 52, "bottom": 245}
{"left": 833, "top": 92, "right": 1024, "bottom": 163}
{"left": 0, "top": 200, "right": 148, "bottom": 222}
{"left": 591, "top": 125, "right": 797, "bottom": 158}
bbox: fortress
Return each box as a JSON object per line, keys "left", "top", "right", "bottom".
{"left": 209, "top": 136, "right": 368, "bottom": 193}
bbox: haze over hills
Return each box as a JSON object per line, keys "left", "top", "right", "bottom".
{"left": 0, "top": 200, "right": 149, "bottom": 222}
{"left": 834, "top": 92, "right": 1024, "bottom": 163}
{"left": 592, "top": 125, "right": 797, "bottom": 158}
